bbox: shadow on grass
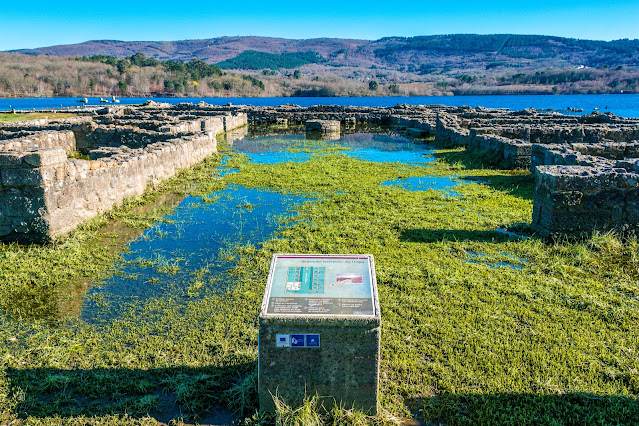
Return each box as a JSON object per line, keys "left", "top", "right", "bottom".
{"left": 463, "top": 173, "right": 535, "bottom": 201}
{"left": 400, "top": 229, "right": 524, "bottom": 243}
{"left": 6, "top": 363, "right": 257, "bottom": 423}
{"left": 10, "top": 366, "right": 639, "bottom": 424}
{"left": 429, "top": 143, "right": 535, "bottom": 201}
{"left": 432, "top": 144, "right": 512, "bottom": 170}
{"left": 405, "top": 392, "right": 639, "bottom": 425}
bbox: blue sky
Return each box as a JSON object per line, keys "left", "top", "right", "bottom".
{"left": 2, "top": 0, "right": 638, "bottom": 51}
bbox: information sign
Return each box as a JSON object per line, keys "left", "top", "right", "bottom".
{"left": 264, "top": 254, "right": 376, "bottom": 316}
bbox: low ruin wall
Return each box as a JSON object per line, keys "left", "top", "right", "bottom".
{"left": 0, "top": 111, "right": 247, "bottom": 242}
{"left": 532, "top": 165, "right": 639, "bottom": 238}
{"left": 5, "top": 101, "right": 639, "bottom": 241}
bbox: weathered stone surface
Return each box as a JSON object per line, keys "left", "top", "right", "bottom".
{"left": 23, "top": 148, "right": 67, "bottom": 167}
{"left": 306, "top": 119, "right": 341, "bottom": 133}
{"left": 532, "top": 165, "right": 639, "bottom": 238}
{"left": 258, "top": 254, "right": 381, "bottom": 414}
{"left": 4, "top": 103, "right": 639, "bottom": 239}
{"left": 258, "top": 321, "right": 380, "bottom": 413}
{"left": 0, "top": 106, "right": 248, "bottom": 242}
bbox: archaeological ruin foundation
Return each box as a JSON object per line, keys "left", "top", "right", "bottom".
{"left": 2, "top": 101, "right": 639, "bottom": 242}
{"left": 0, "top": 102, "right": 247, "bottom": 242}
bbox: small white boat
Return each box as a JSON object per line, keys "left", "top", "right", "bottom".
{"left": 112, "top": 96, "right": 120, "bottom": 103}
{"left": 77, "top": 97, "right": 88, "bottom": 103}
{"left": 99, "top": 98, "right": 109, "bottom": 103}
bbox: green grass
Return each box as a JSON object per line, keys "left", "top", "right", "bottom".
{"left": 0, "top": 112, "right": 77, "bottom": 123}
{"left": 1, "top": 134, "right": 639, "bottom": 424}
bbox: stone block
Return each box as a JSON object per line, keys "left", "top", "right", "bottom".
{"left": 3, "top": 195, "right": 45, "bottom": 217}
{"left": 1, "top": 167, "right": 44, "bottom": 187}
{"left": 23, "top": 148, "right": 67, "bottom": 167}
{"left": 541, "top": 209, "right": 611, "bottom": 233}
{"left": 536, "top": 165, "right": 620, "bottom": 192}
{"left": 589, "top": 188, "right": 625, "bottom": 209}
{"left": 306, "top": 120, "right": 341, "bottom": 133}
{"left": 548, "top": 190, "right": 584, "bottom": 208}
{"left": 0, "top": 152, "right": 24, "bottom": 167}
{"left": 0, "top": 226, "right": 12, "bottom": 237}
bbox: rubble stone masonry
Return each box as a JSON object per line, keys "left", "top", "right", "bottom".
{"left": 4, "top": 101, "right": 639, "bottom": 240}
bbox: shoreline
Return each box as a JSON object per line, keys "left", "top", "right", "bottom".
{"left": 1, "top": 92, "right": 636, "bottom": 100}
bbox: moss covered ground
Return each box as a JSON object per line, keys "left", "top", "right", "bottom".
{"left": 0, "top": 112, "right": 77, "bottom": 123}
{"left": 1, "top": 132, "right": 638, "bottom": 424}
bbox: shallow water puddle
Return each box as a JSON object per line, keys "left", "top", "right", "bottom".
{"left": 228, "top": 134, "right": 312, "bottom": 163}
{"left": 339, "top": 133, "right": 435, "bottom": 164}
{"left": 382, "top": 176, "right": 463, "bottom": 195}
{"left": 230, "top": 131, "right": 435, "bottom": 164}
{"left": 465, "top": 250, "right": 528, "bottom": 270}
{"left": 82, "top": 184, "right": 305, "bottom": 321}
{"left": 82, "top": 131, "right": 451, "bottom": 321}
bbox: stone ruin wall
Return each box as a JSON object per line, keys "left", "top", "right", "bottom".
{"left": 0, "top": 105, "right": 247, "bottom": 242}
{"left": 207, "top": 103, "right": 639, "bottom": 239}
{"left": 532, "top": 165, "right": 639, "bottom": 237}
{"left": 4, "top": 101, "right": 639, "bottom": 241}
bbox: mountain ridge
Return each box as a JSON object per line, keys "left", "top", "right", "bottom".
{"left": 9, "top": 34, "right": 639, "bottom": 71}
{"left": 3, "top": 34, "right": 639, "bottom": 98}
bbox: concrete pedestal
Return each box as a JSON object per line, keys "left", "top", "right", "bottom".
{"left": 258, "top": 254, "right": 381, "bottom": 414}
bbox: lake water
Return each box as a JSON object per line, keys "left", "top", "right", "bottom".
{"left": 2, "top": 94, "right": 639, "bottom": 118}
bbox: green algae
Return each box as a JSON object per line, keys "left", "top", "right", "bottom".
{"left": 1, "top": 132, "right": 639, "bottom": 424}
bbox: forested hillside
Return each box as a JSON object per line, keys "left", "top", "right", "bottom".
{"left": 2, "top": 34, "right": 639, "bottom": 97}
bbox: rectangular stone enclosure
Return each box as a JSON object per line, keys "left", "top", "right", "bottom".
{"left": 0, "top": 103, "right": 247, "bottom": 242}
{"left": 258, "top": 254, "right": 381, "bottom": 414}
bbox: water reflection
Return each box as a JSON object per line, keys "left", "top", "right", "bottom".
{"left": 465, "top": 251, "right": 528, "bottom": 270}
{"left": 306, "top": 130, "right": 341, "bottom": 141}
{"left": 230, "top": 131, "right": 435, "bottom": 165}
{"left": 77, "top": 129, "right": 445, "bottom": 322}
{"left": 82, "top": 185, "right": 304, "bottom": 323}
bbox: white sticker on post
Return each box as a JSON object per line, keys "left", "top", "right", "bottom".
{"left": 276, "top": 334, "right": 290, "bottom": 347}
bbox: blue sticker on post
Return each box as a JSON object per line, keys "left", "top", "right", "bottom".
{"left": 290, "top": 334, "right": 305, "bottom": 347}
{"left": 306, "top": 334, "right": 320, "bottom": 347}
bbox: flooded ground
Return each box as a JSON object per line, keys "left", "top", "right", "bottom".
{"left": 5, "top": 124, "right": 636, "bottom": 425}
{"left": 82, "top": 186, "right": 305, "bottom": 323}
{"left": 78, "top": 128, "right": 445, "bottom": 323}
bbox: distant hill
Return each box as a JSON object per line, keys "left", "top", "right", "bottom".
{"left": 9, "top": 34, "right": 639, "bottom": 71}
{"left": 8, "top": 37, "right": 368, "bottom": 65}
{"left": 3, "top": 34, "right": 639, "bottom": 98}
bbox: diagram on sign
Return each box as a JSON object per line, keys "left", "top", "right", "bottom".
{"left": 286, "top": 266, "right": 325, "bottom": 294}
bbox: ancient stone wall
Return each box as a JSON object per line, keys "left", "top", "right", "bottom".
{"left": 0, "top": 131, "right": 77, "bottom": 154}
{"left": 5, "top": 102, "right": 639, "bottom": 240}
{"left": 0, "top": 107, "right": 246, "bottom": 242}
{"left": 305, "top": 119, "right": 340, "bottom": 133}
{"left": 531, "top": 165, "right": 639, "bottom": 238}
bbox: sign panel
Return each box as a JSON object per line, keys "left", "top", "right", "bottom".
{"left": 265, "top": 255, "right": 375, "bottom": 316}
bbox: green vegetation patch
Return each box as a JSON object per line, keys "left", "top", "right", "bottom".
{"left": 0, "top": 112, "right": 76, "bottom": 123}
{"left": 216, "top": 50, "right": 325, "bottom": 70}
{"left": 1, "top": 135, "right": 639, "bottom": 424}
